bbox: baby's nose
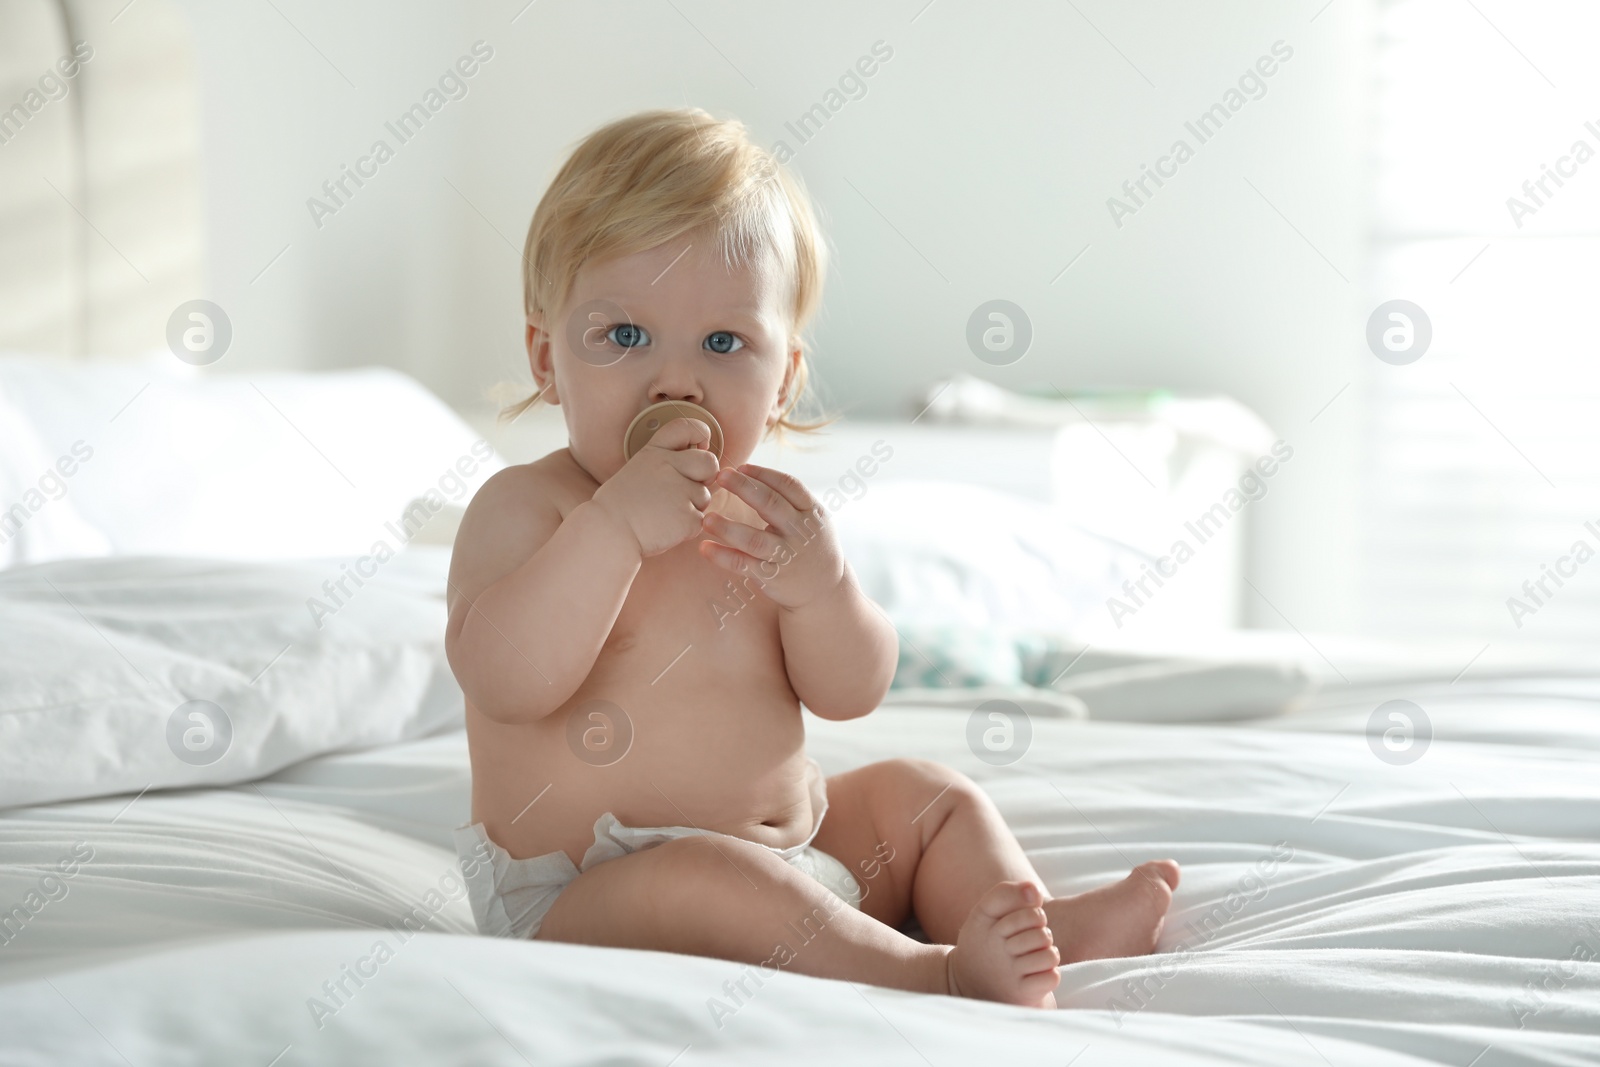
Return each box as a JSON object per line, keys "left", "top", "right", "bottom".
{"left": 648, "top": 376, "right": 703, "bottom": 406}
{"left": 651, "top": 387, "right": 701, "bottom": 403}
{"left": 646, "top": 346, "right": 705, "bottom": 404}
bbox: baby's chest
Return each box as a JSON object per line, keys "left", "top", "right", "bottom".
{"left": 603, "top": 546, "right": 780, "bottom": 661}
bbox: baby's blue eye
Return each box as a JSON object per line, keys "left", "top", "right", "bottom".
{"left": 608, "top": 323, "right": 649, "bottom": 348}
{"left": 704, "top": 331, "right": 743, "bottom": 355}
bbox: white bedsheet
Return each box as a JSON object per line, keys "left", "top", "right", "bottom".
{"left": 2, "top": 678, "right": 1596, "bottom": 1065}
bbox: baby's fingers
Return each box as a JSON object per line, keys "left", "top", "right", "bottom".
{"left": 732, "top": 463, "right": 819, "bottom": 513}
{"left": 698, "top": 539, "right": 761, "bottom": 575}
{"left": 701, "top": 511, "right": 782, "bottom": 561}
{"left": 715, "top": 466, "right": 808, "bottom": 533}
{"left": 645, "top": 417, "right": 713, "bottom": 453}
{"left": 667, "top": 446, "right": 721, "bottom": 484}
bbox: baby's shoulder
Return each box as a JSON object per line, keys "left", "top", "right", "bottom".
{"left": 448, "top": 450, "right": 590, "bottom": 602}
{"left": 467, "top": 450, "right": 590, "bottom": 523}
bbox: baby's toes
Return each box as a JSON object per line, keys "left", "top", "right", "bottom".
{"left": 994, "top": 905, "right": 1049, "bottom": 939}
{"left": 1004, "top": 925, "right": 1054, "bottom": 958}
{"left": 1129, "top": 862, "right": 1178, "bottom": 915}
{"left": 974, "top": 880, "right": 1042, "bottom": 922}
{"left": 949, "top": 881, "right": 1062, "bottom": 1008}
{"left": 1014, "top": 943, "right": 1062, "bottom": 977}
{"left": 1021, "top": 970, "right": 1061, "bottom": 1009}
{"left": 1021, "top": 969, "right": 1061, "bottom": 997}
{"left": 1139, "top": 859, "right": 1181, "bottom": 893}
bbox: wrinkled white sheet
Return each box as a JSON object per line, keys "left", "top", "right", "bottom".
{"left": 2, "top": 675, "right": 1596, "bottom": 1065}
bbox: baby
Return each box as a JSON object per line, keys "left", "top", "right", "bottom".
{"left": 446, "top": 108, "right": 1179, "bottom": 1009}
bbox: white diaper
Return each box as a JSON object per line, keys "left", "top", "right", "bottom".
{"left": 452, "top": 759, "right": 862, "bottom": 940}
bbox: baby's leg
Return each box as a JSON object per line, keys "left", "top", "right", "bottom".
{"left": 535, "top": 831, "right": 1053, "bottom": 1006}
{"left": 812, "top": 759, "right": 1180, "bottom": 965}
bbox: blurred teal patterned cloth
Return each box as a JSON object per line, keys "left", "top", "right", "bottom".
{"left": 891, "top": 623, "right": 1062, "bottom": 689}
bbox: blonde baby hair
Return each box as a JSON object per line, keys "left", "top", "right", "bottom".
{"left": 500, "top": 107, "right": 837, "bottom": 441}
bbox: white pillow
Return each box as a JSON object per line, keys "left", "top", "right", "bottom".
{"left": 0, "top": 354, "right": 504, "bottom": 559}
{"left": 1045, "top": 657, "right": 1313, "bottom": 722}
{"left": 0, "top": 385, "right": 111, "bottom": 569}
{"left": 0, "top": 550, "right": 461, "bottom": 811}
{"left": 834, "top": 480, "right": 1148, "bottom": 631}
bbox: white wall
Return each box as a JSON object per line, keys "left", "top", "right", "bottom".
{"left": 172, "top": 0, "right": 1373, "bottom": 634}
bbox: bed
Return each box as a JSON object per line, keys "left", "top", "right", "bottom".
{"left": 2, "top": 549, "right": 1597, "bottom": 1064}
{"left": 2, "top": 3, "right": 1598, "bottom": 1065}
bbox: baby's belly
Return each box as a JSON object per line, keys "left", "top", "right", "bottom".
{"left": 467, "top": 659, "right": 813, "bottom": 866}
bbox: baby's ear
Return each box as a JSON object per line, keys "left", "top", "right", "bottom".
{"left": 765, "top": 389, "right": 787, "bottom": 431}
{"left": 774, "top": 346, "right": 801, "bottom": 413}
{"left": 526, "top": 317, "right": 561, "bottom": 405}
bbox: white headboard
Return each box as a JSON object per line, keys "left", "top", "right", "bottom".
{"left": 0, "top": 0, "right": 200, "bottom": 358}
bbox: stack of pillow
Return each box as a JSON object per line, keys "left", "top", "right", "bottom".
{"left": 0, "top": 353, "right": 504, "bottom": 566}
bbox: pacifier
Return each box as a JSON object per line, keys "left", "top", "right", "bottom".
{"left": 622, "top": 400, "right": 724, "bottom": 462}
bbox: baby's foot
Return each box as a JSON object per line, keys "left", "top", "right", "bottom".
{"left": 1044, "top": 859, "right": 1180, "bottom": 965}
{"left": 945, "top": 881, "right": 1061, "bottom": 1009}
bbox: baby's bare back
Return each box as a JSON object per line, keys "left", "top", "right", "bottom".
{"left": 458, "top": 451, "right": 815, "bottom": 867}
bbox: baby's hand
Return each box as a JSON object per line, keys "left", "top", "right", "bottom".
{"left": 699, "top": 464, "right": 846, "bottom": 610}
{"left": 591, "top": 417, "right": 719, "bottom": 558}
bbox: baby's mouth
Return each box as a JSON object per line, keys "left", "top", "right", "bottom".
{"left": 622, "top": 400, "right": 724, "bottom": 462}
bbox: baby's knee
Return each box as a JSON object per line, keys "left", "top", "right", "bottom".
{"left": 884, "top": 757, "right": 984, "bottom": 803}
{"left": 876, "top": 755, "right": 985, "bottom": 812}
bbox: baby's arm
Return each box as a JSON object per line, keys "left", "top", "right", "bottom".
{"left": 446, "top": 419, "right": 718, "bottom": 723}
{"left": 445, "top": 468, "right": 641, "bottom": 723}
{"left": 777, "top": 571, "right": 899, "bottom": 720}
{"left": 701, "top": 463, "right": 897, "bottom": 720}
